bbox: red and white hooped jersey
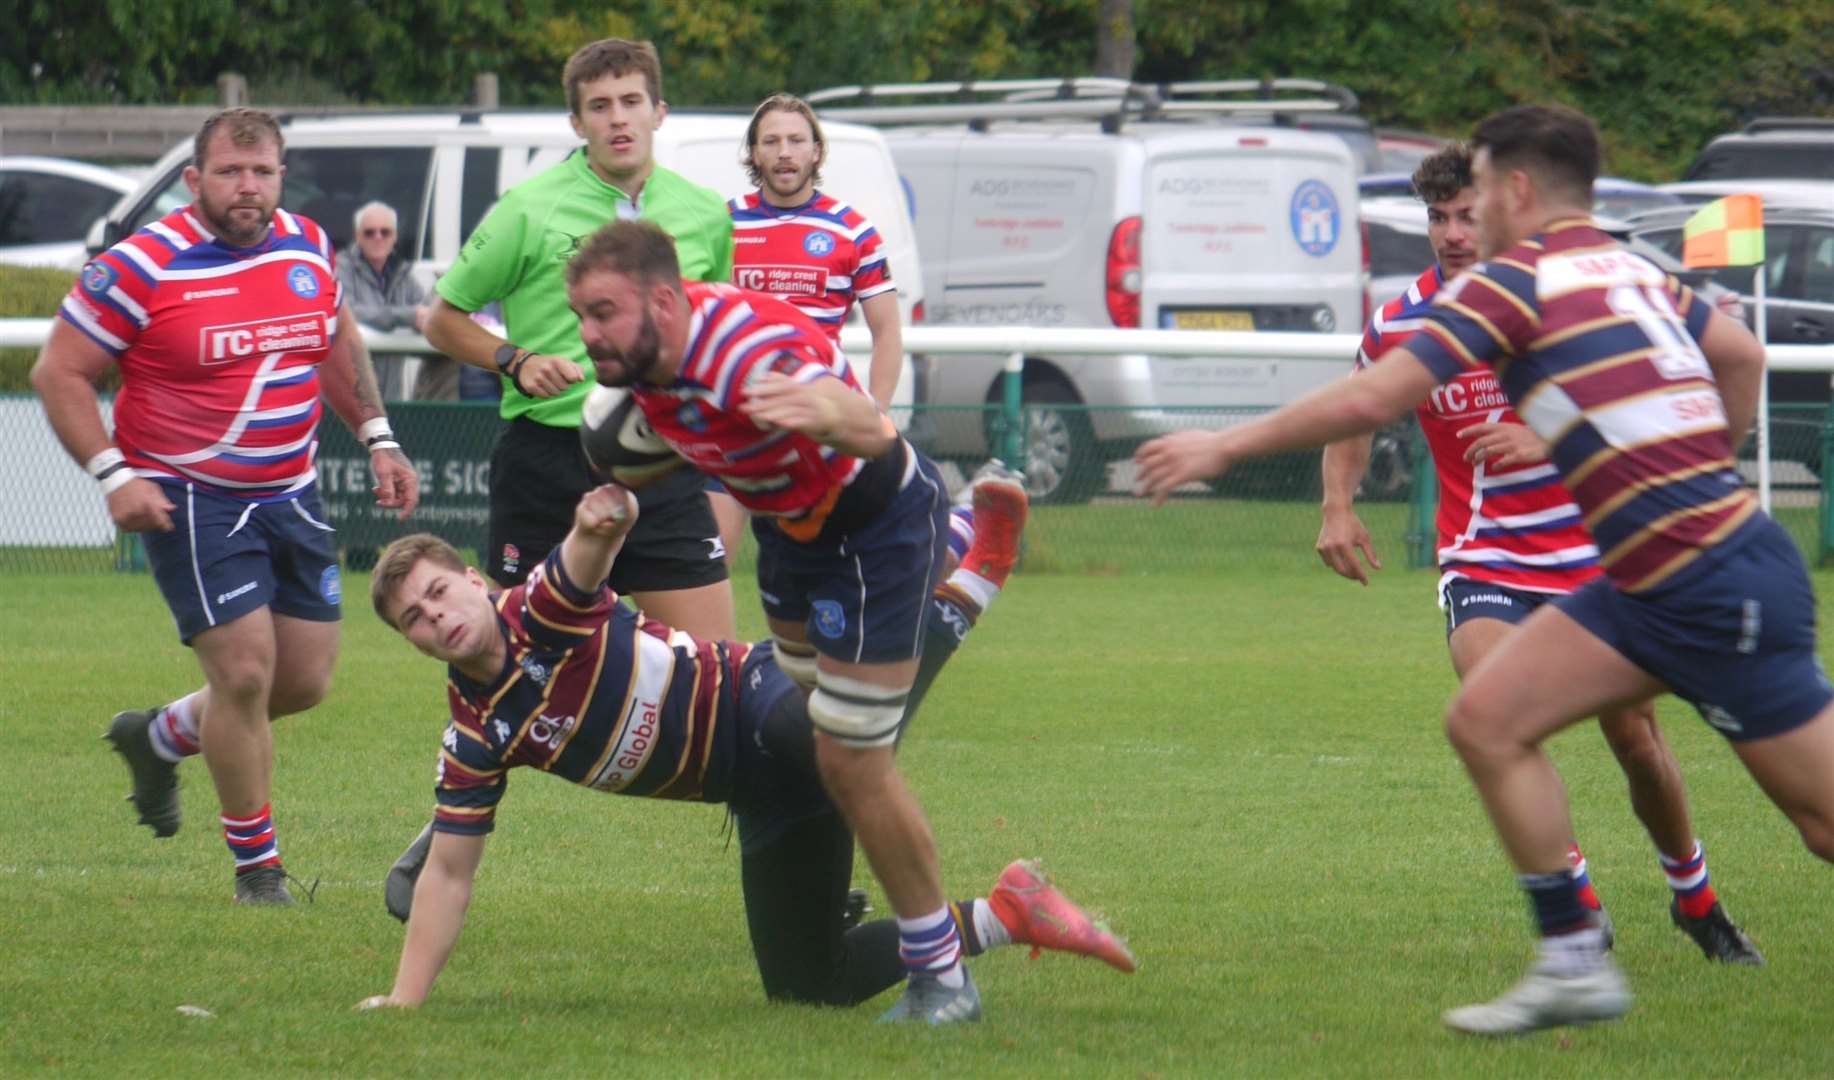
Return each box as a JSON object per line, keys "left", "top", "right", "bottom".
{"left": 727, "top": 190, "right": 893, "bottom": 341}
{"left": 1357, "top": 265, "right": 1601, "bottom": 595}
{"left": 59, "top": 205, "right": 343, "bottom": 498}
{"left": 630, "top": 281, "right": 874, "bottom": 519}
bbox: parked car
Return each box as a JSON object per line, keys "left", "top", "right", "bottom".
{"left": 1655, "top": 178, "right": 1834, "bottom": 209}
{"left": 1360, "top": 196, "right": 1435, "bottom": 310}
{"left": 88, "top": 111, "right": 926, "bottom": 413}
{"left": 813, "top": 78, "right": 1366, "bottom": 502}
{"left": 1629, "top": 202, "right": 1834, "bottom": 368}
{"left": 0, "top": 156, "right": 136, "bottom": 269}
{"left": 1373, "top": 129, "right": 1446, "bottom": 174}
{"left": 1360, "top": 173, "right": 1680, "bottom": 221}
{"left": 1682, "top": 118, "right": 1834, "bottom": 182}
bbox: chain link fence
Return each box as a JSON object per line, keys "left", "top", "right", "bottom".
{"left": 2, "top": 395, "right": 1830, "bottom": 578}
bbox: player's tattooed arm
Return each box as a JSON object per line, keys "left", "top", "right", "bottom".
{"left": 322, "top": 303, "right": 389, "bottom": 426}
{"left": 322, "top": 302, "right": 421, "bottom": 518}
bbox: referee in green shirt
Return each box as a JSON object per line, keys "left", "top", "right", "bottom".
{"left": 425, "top": 38, "right": 736, "bottom": 638}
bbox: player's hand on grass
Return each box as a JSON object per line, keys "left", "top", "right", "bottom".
{"left": 576, "top": 483, "right": 638, "bottom": 537}
{"left": 1134, "top": 430, "right": 1229, "bottom": 505}
{"left": 742, "top": 372, "right": 845, "bottom": 439}
{"left": 371, "top": 446, "right": 421, "bottom": 520}
{"left": 355, "top": 994, "right": 415, "bottom": 1011}
{"left": 107, "top": 477, "right": 176, "bottom": 532}
{"left": 1317, "top": 507, "right": 1381, "bottom": 585}
{"left": 1458, "top": 422, "right": 1548, "bottom": 468}
{"left": 514, "top": 353, "right": 587, "bottom": 398}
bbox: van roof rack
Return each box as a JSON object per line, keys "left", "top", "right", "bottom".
{"left": 1740, "top": 116, "right": 1834, "bottom": 135}
{"left": 805, "top": 77, "right": 1357, "bottom": 133}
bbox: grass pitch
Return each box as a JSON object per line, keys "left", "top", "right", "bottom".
{"left": 6, "top": 504, "right": 1834, "bottom": 1077}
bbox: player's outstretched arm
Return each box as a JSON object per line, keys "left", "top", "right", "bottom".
{"left": 1136, "top": 357, "right": 1439, "bottom": 505}
{"left": 323, "top": 302, "right": 420, "bottom": 519}
{"left": 30, "top": 320, "right": 177, "bottom": 532}
{"left": 1318, "top": 434, "right": 1380, "bottom": 585}
{"left": 357, "top": 830, "right": 487, "bottom": 1009}
{"left": 558, "top": 483, "right": 640, "bottom": 590}
{"left": 743, "top": 370, "right": 897, "bottom": 459}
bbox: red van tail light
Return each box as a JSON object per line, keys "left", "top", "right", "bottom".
{"left": 1106, "top": 215, "right": 1142, "bottom": 328}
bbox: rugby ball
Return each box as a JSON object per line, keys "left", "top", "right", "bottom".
{"left": 580, "top": 385, "right": 684, "bottom": 488}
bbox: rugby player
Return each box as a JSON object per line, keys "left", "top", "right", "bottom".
{"left": 33, "top": 108, "right": 419, "bottom": 904}
{"left": 1316, "top": 143, "right": 1759, "bottom": 966}
{"left": 1139, "top": 104, "right": 1834, "bottom": 1035}
{"left": 355, "top": 484, "right": 1134, "bottom": 1011}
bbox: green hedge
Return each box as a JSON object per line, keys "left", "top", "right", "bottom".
{"left": 0, "top": 264, "right": 100, "bottom": 393}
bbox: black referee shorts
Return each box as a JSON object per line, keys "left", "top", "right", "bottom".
{"left": 485, "top": 417, "right": 729, "bottom": 592}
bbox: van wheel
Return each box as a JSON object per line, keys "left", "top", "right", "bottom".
{"left": 985, "top": 379, "right": 1098, "bottom": 505}
{"left": 1359, "top": 426, "right": 1413, "bottom": 501}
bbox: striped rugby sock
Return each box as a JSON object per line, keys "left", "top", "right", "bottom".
{"left": 947, "top": 507, "right": 975, "bottom": 564}
{"left": 898, "top": 906, "right": 965, "bottom": 988}
{"left": 148, "top": 692, "right": 203, "bottom": 763}
{"left": 223, "top": 804, "right": 281, "bottom": 874}
{"left": 1566, "top": 842, "right": 1603, "bottom": 911}
{"left": 1661, "top": 840, "right": 1719, "bottom": 919}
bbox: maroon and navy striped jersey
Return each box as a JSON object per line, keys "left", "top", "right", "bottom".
{"left": 728, "top": 190, "right": 893, "bottom": 341}
{"left": 432, "top": 553, "right": 748, "bottom": 836}
{"left": 1358, "top": 265, "right": 1601, "bottom": 595}
{"left": 631, "top": 281, "right": 879, "bottom": 522}
{"left": 1407, "top": 219, "right": 1755, "bottom": 593}
{"left": 59, "top": 206, "right": 343, "bottom": 498}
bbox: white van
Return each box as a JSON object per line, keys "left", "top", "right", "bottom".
{"left": 814, "top": 79, "right": 1366, "bottom": 501}
{"left": 89, "top": 111, "right": 925, "bottom": 410}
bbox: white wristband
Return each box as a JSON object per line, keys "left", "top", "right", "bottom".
{"left": 358, "top": 417, "right": 394, "bottom": 443}
{"left": 98, "top": 468, "right": 135, "bottom": 496}
{"left": 367, "top": 440, "right": 401, "bottom": 452}
{"left": 85, "top": 447, "right": 126, "bottom": 479}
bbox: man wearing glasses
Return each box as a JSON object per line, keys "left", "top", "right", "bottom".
{"left": 337, "top": 200, "right": 432, "bottom": 400}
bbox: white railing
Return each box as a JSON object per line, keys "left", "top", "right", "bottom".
{"left": 5, "top": 319, "right": 1833, "bottom": 371}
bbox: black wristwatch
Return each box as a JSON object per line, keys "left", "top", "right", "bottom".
{"left": 493, "top": 342, "right": 524, "bottom": 373}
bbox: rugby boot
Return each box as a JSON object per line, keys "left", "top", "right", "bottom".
{"left": 1671, "top": 899, "right": 1764, "bottom": 965}
{"left": 877, "top": 966, "right": 982, "bottom": 1025}
{"left": 1442, "top": 958, "right": 1631, "bottom": 1036}
{"left": 385, "top": 822, "right": 435, "bottom": 922}
{"left": 958, "top": 471, "right": 1029, "bottom": 587}
{"left": 234, "top": 866, "right": 296, "bottom": 906}
{"left": 988, "top": 858, "right": 1137, "bottom": 973}
{"left": 840, "top": 887, "right": 872, "bottom": 932}
{"left": 104, "top": 708, "right": 180, "bottom": 838}
{"left": 1594, "top": 906, "right": 1615, "bottom": 952}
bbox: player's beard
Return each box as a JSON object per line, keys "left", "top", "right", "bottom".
{"left": 197, "top": 189, "right": 274, "bottom": 248}
{"left": 589, "top": 308, "right": 663, "bottom": 388}
{"left": 763, "top": 158, "right": 816, "bottom": 203}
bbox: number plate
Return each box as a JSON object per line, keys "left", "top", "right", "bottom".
{"left": 1170, "top": 309, "right": 1254, "bottom": 331}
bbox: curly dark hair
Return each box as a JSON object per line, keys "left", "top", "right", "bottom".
{"left": 1411, "top": 143, "right": 1473, "bottom": 205}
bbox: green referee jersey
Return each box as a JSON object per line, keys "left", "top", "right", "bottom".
{"left": 437, "top": 149, "right": 735, "bottom": 427}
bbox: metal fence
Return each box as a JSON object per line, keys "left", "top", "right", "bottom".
{"left": 4, "top": 394, "right": 1830, "bottom": 578}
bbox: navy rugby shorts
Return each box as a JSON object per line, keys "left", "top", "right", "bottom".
{"left": 1440, "top": 578, "right": 1571, "bottom": 637}
{"left": 752, "top": 447, "right": 950, "bottom": 665}
{"left": 1555, "top": 516, "right": 1834, "bottom": 741}
{"left": 142, "top": 480, "right": 342, "bottom": 643}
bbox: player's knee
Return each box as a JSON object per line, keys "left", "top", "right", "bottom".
{"left": 1444, "top": 693, "right": 1509, "bottom": 763}
{"left": 773, "top": 637, "right": 819, "bottom": 690}
{"left": 206, "top": 653, "right": 274, "bottom": 707}
{"left": 809, "top": 673, "right": 908, "bottom": 752}
{"left": 1792, "top": 812, "right": 1834, "bottom": 864}
{"left": 268, "top": 668, "right": 332, "bottom": 718}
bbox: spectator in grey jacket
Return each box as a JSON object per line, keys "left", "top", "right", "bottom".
{"left": 337, "top": 201, "right": 436, "bottom": 399}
